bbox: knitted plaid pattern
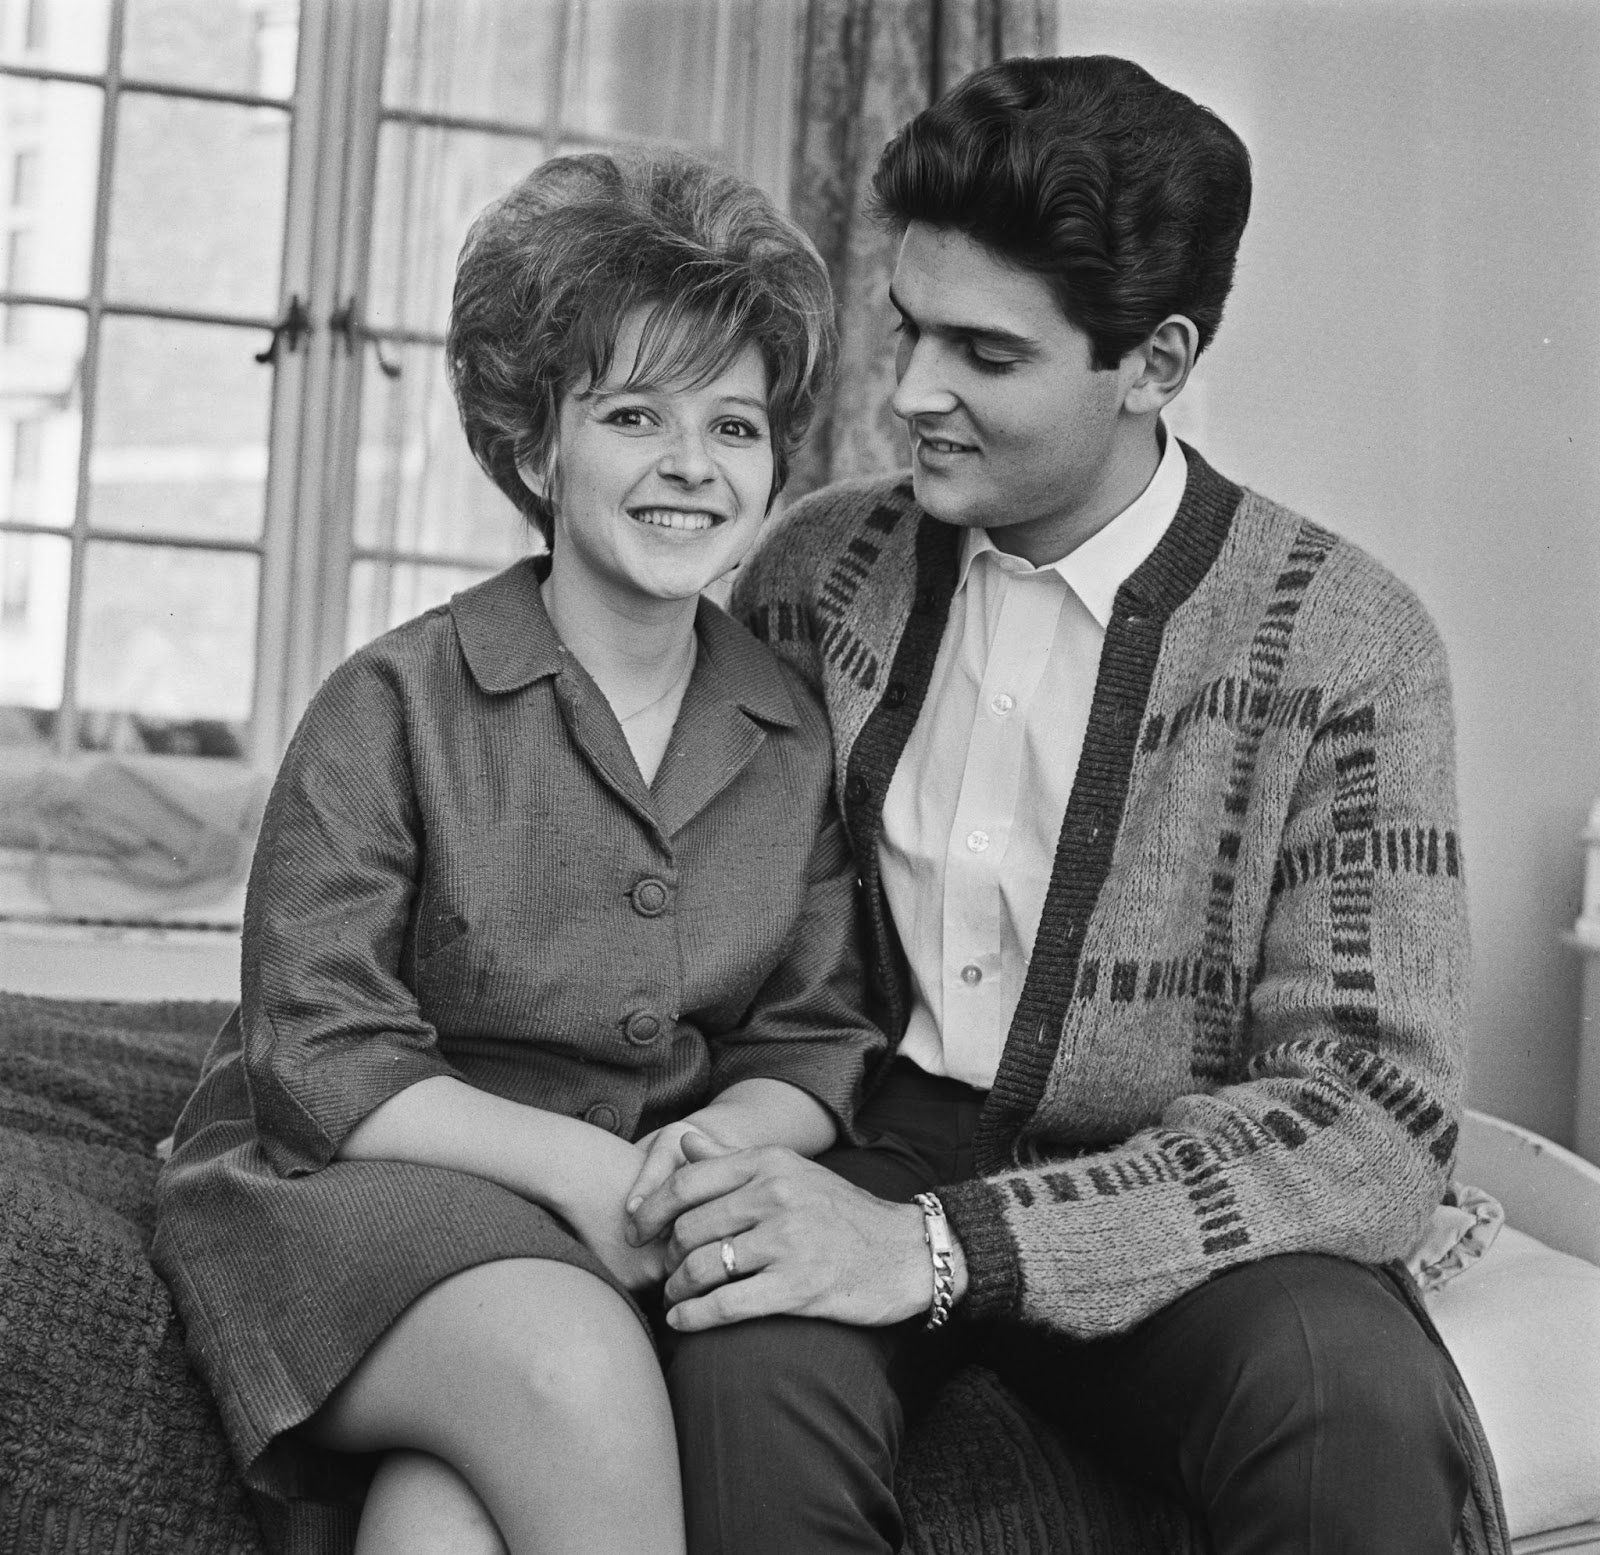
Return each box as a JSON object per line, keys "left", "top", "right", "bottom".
{"left": 733, "top": 446, "right": 1470, "bottom": 1338}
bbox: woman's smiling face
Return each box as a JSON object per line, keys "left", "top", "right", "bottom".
{"left": 525, "top": 307, "right": 774, "bottom": 610}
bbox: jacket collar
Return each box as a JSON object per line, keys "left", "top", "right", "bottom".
{"left": 450, "top": 557, "right": 799, "bottom": 729}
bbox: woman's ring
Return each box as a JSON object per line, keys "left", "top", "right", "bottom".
{"left": 720, "top": 1240, "right": 738, "bottom": 1280}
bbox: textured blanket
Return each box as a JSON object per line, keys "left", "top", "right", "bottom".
{"left": 0, "top": 993, "right": 1503, "bottom": 1554}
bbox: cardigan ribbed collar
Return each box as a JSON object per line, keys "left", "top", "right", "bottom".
{"left": 449, "top": 556, "right": 800, "bottom": 729}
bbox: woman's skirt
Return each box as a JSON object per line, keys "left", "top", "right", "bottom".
{"left": 152, "top": 1119, "right": 639, "bottom": 1552}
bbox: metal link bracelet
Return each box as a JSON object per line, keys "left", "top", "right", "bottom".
{"left": 913, "top": 1191, "right": 956, "bottom": 1330}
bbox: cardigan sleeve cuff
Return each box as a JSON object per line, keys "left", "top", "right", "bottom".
{"left": 940, "top": 1176, "right": 1023, "bottom": 1322}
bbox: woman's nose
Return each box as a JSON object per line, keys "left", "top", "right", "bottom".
{"left": 658, "top": 427, "right": 716, "bottom": 485}
{"left": 890, "top": 337, "right": 959, "bottom": 423}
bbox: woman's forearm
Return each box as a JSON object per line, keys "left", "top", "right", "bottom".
{"left": 336, "top": 1074, "right": 639, "bottom": 1219}
{"left": 682, "top": 1077, "right": 837, "bottom": 1157}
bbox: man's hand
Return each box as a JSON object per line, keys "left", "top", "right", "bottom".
{"left": 630, "top": 1134, "right": 965, "bottom": 1331}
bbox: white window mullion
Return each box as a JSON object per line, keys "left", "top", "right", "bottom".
{"left": 251, "top": 0, "right": 332, "bottom": 768}
{"left": 271, "top": 0, "right": 383, "bottom": 758}
{"left": 51, "top": 0, "right": 126, "bottom": 757}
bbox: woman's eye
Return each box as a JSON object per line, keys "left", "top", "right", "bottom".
{"left": 602, "top": 406, "right": 653, "bottom": 428}
{"left": 714, "top": 418, "right": 764, "bottom": 440}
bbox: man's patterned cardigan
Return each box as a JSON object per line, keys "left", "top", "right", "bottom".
{"left": 732, "top": 444, "right": 1470, "bottom": 1339}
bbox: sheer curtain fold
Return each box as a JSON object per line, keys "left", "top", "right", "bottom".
{"left": 788, "top": 0, "right": 1055, "bottom": 495}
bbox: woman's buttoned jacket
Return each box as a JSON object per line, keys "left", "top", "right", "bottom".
{"left": 174, "top": 558, "right": 884, "bottom": 1177}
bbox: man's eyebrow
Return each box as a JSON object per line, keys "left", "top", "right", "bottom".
{"left": 888, "top": 287, "right": 1039, "bottom": 351}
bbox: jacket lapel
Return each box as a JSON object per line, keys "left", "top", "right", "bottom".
{"left": 651, "top": 600, "right": 800, "bottom": 839}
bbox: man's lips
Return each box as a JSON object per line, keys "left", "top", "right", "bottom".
{"left": 913, "top": 430, "right": 979, "bottom": 464}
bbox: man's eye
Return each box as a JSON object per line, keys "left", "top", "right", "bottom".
{"left": 891, "top": 317, "right": 917, "bottom": 339}
{"left": 969, "top": 349, "right": 1018, "bottom": 374}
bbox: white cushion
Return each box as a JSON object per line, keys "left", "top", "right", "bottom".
{"left": 1428, "top": 1224, "right": 1600, "bottom": 1538}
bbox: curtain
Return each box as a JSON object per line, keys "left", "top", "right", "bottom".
{"left": 787, "top": 0, "right": 1057, "bottom": 496}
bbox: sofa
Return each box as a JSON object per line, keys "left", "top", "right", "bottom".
{"left": 0, "top": 990, "right": 1592, "bottom": 1554}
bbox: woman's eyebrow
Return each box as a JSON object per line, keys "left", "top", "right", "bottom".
{"left": 888, "top": 287, "right": 1037, "bottom": 351}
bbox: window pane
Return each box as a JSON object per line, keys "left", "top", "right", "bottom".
{"left": 123, "top": 0, "right": 298, "bottom": 100}
{"left": 91, "top": 316, "right": 271, "bottom": 542}
{"left": 383, "top": 0, "right": 561, "bottom": 126}
{"left": 355, "top": 342, "right": 532, "bottom": 563}
{"left": 0, "top": 304, "right": 85, "bottom": 528}
{"left": 0, "top": 76, "right": 103, "bottom": 302}
{"left": 368, "top": 122, "right": 542, "bottom": 336}
{"left": 566, "top": 0, "right": 761, "bottom": 146}
{"left": 0, "top": 528, "right": 69, "bottom": 723}
{"left": 105, "top": 94, "right": 289, "bottom": 318}
{"left": 347, "top": 558, "right": 495, "bottom": 657}
{"left": 79, "top": 540, "right": 258, "bottom": 723}
{"left": 0, "top": 0, "right": 112, "bottom": 73}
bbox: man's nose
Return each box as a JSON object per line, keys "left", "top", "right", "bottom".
{"left": 890, "top": 337, "right": 959, "bottom": 423}
{"left": 658, "top": 426, "right": 716, "bottom": 484}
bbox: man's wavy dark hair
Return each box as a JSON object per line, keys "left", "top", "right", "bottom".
{"left": 871, "top": 55, "right": 1252, "bottom": 369}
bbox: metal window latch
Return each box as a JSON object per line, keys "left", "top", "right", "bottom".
{"left": 329, "top": 297, "right": 401, "bottom": 379}
{"left": 254, "top": 294, "right": 311, "bottom": 364}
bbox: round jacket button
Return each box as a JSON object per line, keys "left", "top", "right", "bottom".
{"left": 624, "top": 1009, "right": 662, "bottom": 1045}
{"left": 630, "top": 878, "right": 670, "bottom": 916}
{"left": 584, "top": 1103, "right": 621, "bottom": 1133}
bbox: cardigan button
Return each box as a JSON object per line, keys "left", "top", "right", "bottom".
{"left": 624, "top": 1009, "right": 662, "bottom": 1046}
{"left": 884, "top": 682, "right": 907, "bottom": 708}
{"left": 630, "top": 878, "right": 670, "bottom": 917}
{"left": 584, "top": 1103, "right": 621, "bottom": 1133}
{"left": 845, "top": 774, "right": 869, "bottom": 804}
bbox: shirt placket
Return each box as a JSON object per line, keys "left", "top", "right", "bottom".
{"left": 940, "top": 560, "right": 1067, "bottom": 1084}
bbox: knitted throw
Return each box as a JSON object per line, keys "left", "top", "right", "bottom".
{"left": 733, "top": 446, "right": 1471, "bottom": 1338}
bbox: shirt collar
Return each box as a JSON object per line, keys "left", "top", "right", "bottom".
{"left": 450, "top": 557, "right": 799, "bottom": 727}
{"left": 958, "top": 423, "right": 1189, "bottom": 629}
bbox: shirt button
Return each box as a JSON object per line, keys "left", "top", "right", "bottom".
{"left": 960, "top": 964, "right": 983, "bottom": 986}
{"left": 630, "top": 877, "right": 670, "bottom": 917}
{"left": 624, "top": 1009, "right": 662, "bottom": 1045}
{"left": 966, "top": 830, "right": 990, "bottom": 853}
{"left": 584, "top": 1103, "right": 621, "bottom": 1133}
{"left": 990, "top": 692, "right": 1015, "bottom": 715}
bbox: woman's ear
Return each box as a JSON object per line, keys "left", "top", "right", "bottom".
{"left": 1121, "top": 315, "right": 1200, "bottom": 416}
{"left": 516, "top": 457, "right": 550, "bottom": 502}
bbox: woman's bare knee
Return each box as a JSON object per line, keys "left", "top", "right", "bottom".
{"left": 356, "top": 1451, "right": 505, "bottom": 1555}
{"left": 303, "top": 1259, "right": 684, "bottom": 1553}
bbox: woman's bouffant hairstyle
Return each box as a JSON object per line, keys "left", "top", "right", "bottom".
{"left": 448, "top": 150, "right": 837, "bottom": 544}
{"left": 871, "top": 55, "right": 1252, "bottom": 369}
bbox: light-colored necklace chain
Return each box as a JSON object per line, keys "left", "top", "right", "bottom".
{"left": 616, "top": 640, "right": 696, "bottom": 725}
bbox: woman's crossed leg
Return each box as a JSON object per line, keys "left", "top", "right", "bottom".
{"left": 307, "top": 1258, "right": 684, "bottom": 1555}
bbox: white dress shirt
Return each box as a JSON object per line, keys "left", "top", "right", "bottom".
{"left": 881, "top": 430, "right": 1188, "bottom": 1089}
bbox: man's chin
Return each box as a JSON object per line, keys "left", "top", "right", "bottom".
{"left": 907, "top": 467, "right": 990, "bottom": 528}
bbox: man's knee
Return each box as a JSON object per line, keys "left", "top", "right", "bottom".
{"left": 666, "top": 1314, "right": 902, "bottom": 1442}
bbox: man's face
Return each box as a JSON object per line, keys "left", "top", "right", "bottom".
{"left": 889, "top": 222, "right": 1147, "bottom": 563}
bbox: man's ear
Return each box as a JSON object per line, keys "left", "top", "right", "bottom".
{"left": 1121, "top": 316, "right": 1200, "bottom": 416}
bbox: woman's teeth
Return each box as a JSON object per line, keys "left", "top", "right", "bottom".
{"left": 632, "top": 508, "right": 717, "bottom": 532}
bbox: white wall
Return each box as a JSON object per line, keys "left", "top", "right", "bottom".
{"left": 1057, "top": 0, "right": 1600, "bottom": 1146}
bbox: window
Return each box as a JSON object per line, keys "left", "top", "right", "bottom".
{"left": 0, "top": 0, "right": 797, "bottom": 923}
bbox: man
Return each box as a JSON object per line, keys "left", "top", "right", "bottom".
{"left": 633, "top": 54, "right": 1495, "bottom": 1554}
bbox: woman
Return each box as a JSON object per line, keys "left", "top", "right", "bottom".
{"left": 152, "top": 150, "right": 879, "bottom": 1555}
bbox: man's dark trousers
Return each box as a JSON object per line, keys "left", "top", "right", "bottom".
{"left": 664, "top": 1060, "right": 1472, "bottom": 1555}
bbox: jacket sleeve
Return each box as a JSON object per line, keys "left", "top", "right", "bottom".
{"left": 941, "top": 608, "right": 1468, "bottom": 1337}
{"left": 240, "top": 651, "right": 460, "bottom": 1177}
{"left": 703, "top": 799, "right": 886, "bottom": 1141}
